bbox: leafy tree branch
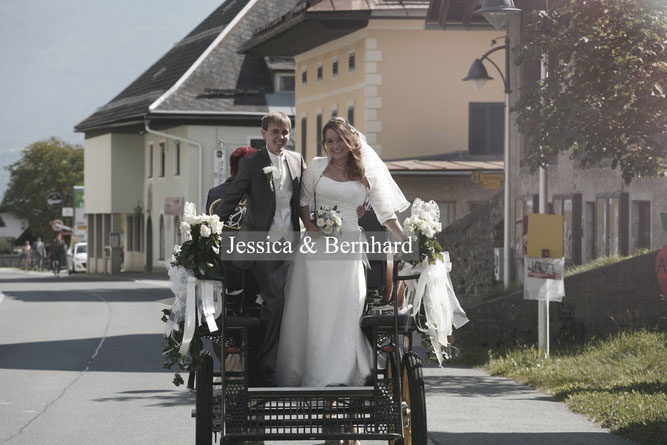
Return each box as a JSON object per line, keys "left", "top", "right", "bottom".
{"left": 513, "top": 0, "right": 666, "bottom": 184}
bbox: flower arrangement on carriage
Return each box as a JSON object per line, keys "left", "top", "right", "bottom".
{"left": 161, "top": 202, "right": 224, "bottom": 386}
{"left": 399, "top": 198, "right": 469, "bottom": 365}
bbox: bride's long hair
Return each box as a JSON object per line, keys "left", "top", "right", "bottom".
{"left": 321, "top": 117, "right": 365, "bottom": 181}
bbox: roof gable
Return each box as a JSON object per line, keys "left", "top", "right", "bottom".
{"left": 75, "top": 0, "right": 298, "bottom": 133}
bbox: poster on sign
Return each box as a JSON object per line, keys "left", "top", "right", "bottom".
{"left": 524, "top": 256, "right": 565, "bottom": 302}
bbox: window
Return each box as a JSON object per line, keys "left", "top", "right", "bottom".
{"left": 595, "top": 193, "right": 629, "bottom": 258}
{"left": 275, "top": 73, "right": 295, "bottom": 91}
{"left": 126, "top": 215, "right": 134, "bottom": 252}
{"left": 347, "top": 105, "right": 354, "bottom": 125}
{"left": 300, "top": 116, "right": 307, "bottom": 156}
{"left": 631, "top": 200, "right": 650, "bottom": 252}
{"left": 174, "top": 141, "right": 180, "bottom": 176}
{"left": 332, "top": 57, "right": 338, "bottom": 78}
{"left": 301, "top": 67, "right": 307, "bottom": 86}
{"left": 331, "top": 107, "right": 337, "bottom": 118}
{"left": 174, "top": 215, "right": 182, "bottom": 246}
{"left": 158, "top": 214, "right": 165, "bottom": 260}
{"left": 250, "top": 138, "right": 264, "bottom": 149}
{"left": 135, "top": 215, "right": 143, "bottom": 252}
{"left": 148, "top": 144, "right": 153, "bottom": 178}
{"left": 553, "top": 194, "right": 583, "bottom": 265}
{"left": 437, "top": 202, "right": 456, "bottom": 227}
{"left": 317, "top": 63, "right": 323, "bottom": 83}
{"left": 584, "top": 201, "right": 596, "bottom": 261}
{"left": 348, "top": 51, "right": 355, "bottom": 72}
{"left": 159, "top": 142, "right": 165, "bottom": 177}
{"left": 469, "top": 102, "right": 504, "bottom": 155}
{"left": 316, "top": 113, "right": 322, "bottom": 156}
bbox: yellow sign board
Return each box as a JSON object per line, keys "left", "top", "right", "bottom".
{"left": 525, "top": 213, "right": 564, "bottom": 258}
{"left": 471, "top": 171, "right": 482, "bottom": 184}
{"left": 482, "top": 173, "right": 504, "bottom": 190}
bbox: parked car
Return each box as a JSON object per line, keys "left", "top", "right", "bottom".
{"left": 67, "top": 242, "right": 87, "bottom": 273}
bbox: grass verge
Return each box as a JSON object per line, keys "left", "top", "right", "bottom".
{"left": 482, "top": 330, "right": 666, "bottom": 444}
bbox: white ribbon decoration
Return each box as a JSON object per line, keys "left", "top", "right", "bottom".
{"left": 179, "top": 276, "right": 198, "bottom": 356}
{"left": 400, "top": 252, "right": 469, "bottom": 365}
{"left": 164, "top": 259, "right": 224, "bottom": 356}
{"left": 199, "top": 280, "right": 221, "bottom": 333}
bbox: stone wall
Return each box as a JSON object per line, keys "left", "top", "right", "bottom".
{"left": 440, "top": 191, "right": 504, "bottom": 296}
{"left": 453, "top": 249, "right": 667, "bottom": 351}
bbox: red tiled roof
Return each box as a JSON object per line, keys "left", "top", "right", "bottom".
{"left": 310, "top": 0, "right": 430, "bottom": 12}
{"left": 386, "top": 159, "right": 503, "bottom": 172}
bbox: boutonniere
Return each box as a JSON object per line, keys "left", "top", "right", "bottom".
{"left": 263, "top": 166, "right": 276, "bottom": 191}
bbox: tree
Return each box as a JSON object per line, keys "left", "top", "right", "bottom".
{"left": 1, "top": 138, "right": 84, "bottom": 242}
{"left": 514, "top": 0, "right": 666, "bottom": 184}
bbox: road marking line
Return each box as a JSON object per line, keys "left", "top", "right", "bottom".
{"left": 3, "top": 290, "right": 112, "bottom": 442}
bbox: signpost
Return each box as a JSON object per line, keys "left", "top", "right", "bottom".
{"left": 523, "top": 213, "right": 565, "bottom": 357}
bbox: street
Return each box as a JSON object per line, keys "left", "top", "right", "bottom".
{"left": 0, "top": 269, "right": 631, "bottom": 445}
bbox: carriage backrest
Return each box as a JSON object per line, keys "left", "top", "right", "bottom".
{"left": 358, "top": 209, "right": 388, "bottom": 288}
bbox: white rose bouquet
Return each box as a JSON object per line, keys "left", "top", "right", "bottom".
{"left": 402, "top": 199, "right": 444, "bottom": 266}
{"left": 311, "top": 205, "right": 342, "bottom": 236}
{"left": 171, "top": 201, "right": 224, "bottom": 278}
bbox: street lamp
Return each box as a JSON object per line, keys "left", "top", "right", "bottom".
{"left": 463, "top": 0, "right": 520, "bottom": 288}
{"left": 474, "top": 0, "right": 520, "bottom": 30}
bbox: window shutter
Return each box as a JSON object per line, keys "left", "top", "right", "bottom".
{"left": 469, "top": 103, "right": 504, "bottom": 155}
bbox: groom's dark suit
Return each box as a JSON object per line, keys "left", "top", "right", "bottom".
{"left": 214, "top": 147, "right": 305, "bottom": 385}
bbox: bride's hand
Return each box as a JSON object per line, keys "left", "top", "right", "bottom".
{"left": 303, "top": 221, "right": 319, "bottom": 233}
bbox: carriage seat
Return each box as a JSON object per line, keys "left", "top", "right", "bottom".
{"left": 359, "top": 313, "right": 412, "bottom": 329}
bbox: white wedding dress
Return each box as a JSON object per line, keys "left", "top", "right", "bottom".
{"left": 276, "top": 172, "right": 372, "bottom": 387}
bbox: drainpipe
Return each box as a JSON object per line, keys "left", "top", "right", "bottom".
{"left": 144, "top": 121, "right": 204, "bottom": 211}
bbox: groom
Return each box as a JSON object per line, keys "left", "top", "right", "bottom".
{"left": 214, "top": 111, "right": 306, "bottom": 387}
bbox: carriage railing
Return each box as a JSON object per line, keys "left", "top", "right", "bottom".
{"left": 199, "top": 259, "right": 423, "bottom": 443}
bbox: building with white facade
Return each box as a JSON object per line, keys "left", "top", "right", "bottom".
{"left": 75, "top": 0, "right": 299, "bottom": 273}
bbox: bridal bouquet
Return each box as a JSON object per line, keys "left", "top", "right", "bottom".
{"left": 162, "top": 201, "right": 224, "bottom": 386}
{"left": 402, "top": 200, "right": 444, "bottom": 266}
{"left": 312, "top": 205, "right": 342, "bottom": 236}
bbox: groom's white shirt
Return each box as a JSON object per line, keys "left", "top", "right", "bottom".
{"left": 267, "top": 150, "right": 293, "bottom": 241}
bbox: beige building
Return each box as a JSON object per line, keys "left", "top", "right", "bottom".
{"left": 76, "top": 0, "right": 300, "bottom": 274}
{"left": 241, "top": 0, "right": 505, "bottom": 225}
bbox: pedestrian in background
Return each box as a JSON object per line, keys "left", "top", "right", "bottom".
{"left": 21, "top": 240, "right": 32, "bottom": 272}
{"left": 33, "top": 236, "right": 47, "bottom": 271}
{"left": 51, "top": 234, "right": 67, "bottom": 275}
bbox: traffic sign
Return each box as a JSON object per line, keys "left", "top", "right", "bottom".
{"left": 50, "top": 219, "right": 72, "bottom": 232}
{"left": 47, "top": 192, "right": 63, "bottom": 210}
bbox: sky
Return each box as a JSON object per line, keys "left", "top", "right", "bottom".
{"left": 0, "top": 0, "right": 222, "bottom": 201}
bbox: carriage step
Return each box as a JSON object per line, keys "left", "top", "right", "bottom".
{"left": 247, "top": 386, "right": 374, "bottom": 396}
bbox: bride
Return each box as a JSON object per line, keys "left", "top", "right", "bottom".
{"left": 276, "top": 117, "right": 409, "bottom": 388}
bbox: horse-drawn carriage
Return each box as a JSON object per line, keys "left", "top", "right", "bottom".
{"left": 191, "top": 214, "right": 429, "bottom": 445}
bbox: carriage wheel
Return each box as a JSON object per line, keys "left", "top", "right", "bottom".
{"left": 389, "top": 352, "right": 427, "bottom": 445}
{"left": 196, "top": 353, "right": 214, "bottom": 445}
{"left": 402, "top": 352, "right": 427, "bottom": 445}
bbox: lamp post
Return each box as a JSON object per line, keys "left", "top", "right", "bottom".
{"left": 463, "top": 0, "right": 520, "bottom": 288}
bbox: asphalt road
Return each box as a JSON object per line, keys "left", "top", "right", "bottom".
{"left": 0, "top": 268, "right": 632, "bottom": 445}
